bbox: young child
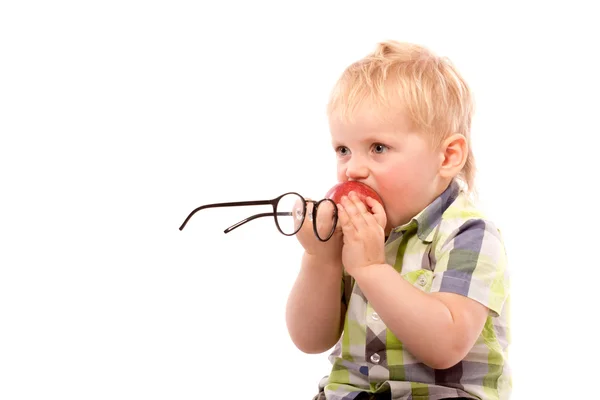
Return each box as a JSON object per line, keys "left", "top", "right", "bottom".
{"left": 286, "top": 40, "right": 510, "bottom": 400}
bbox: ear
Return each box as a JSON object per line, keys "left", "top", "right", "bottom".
{"left": 438, "top": 133, "right": 468, "bottom": 179}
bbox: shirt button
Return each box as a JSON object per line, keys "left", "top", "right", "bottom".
{"left": 371, "top": 312, "right": 380, "bottom": 321}
{"left": 418, "top": 275, "right": 427, "bottom": 287}
{"left": 370, "top": 353, "right": 381, "bottom": 364}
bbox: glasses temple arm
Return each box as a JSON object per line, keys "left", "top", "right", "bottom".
{"left": 179, "top": 200, "right": 273, "bottom": 231}
{"left": 224, "top": 212, "right": 293, "bottom": 234}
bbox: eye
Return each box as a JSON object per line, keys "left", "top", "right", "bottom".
{"left": 336, "top": 146, "right": 350, "bottom": 157}
{"left": 373, "top": 143, "right": 388, "bottom": 154}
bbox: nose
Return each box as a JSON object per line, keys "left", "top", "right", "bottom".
{"left": 345, "top": 155, "right": 369, "bottom": 180}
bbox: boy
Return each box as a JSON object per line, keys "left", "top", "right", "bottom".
{"left": 286, "top": 40, "right": 510, "bottom": 400}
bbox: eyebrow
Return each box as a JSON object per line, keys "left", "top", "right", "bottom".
{"left": 331, "top": 132, "right": 397, "bottom": 148}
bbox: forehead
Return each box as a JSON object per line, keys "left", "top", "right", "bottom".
{"left": 329, "top": 106, "right": 415, "bottom": 144}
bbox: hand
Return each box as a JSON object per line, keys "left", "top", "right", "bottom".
{"left": 294, "top": 199, "right": 343, "bottom": 265}
{"left": 337, "top": 191, "right": 387, "bottom": 276}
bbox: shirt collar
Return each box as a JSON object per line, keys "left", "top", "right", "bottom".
{"left": 393, "top": 180, "right": 462, "bottom": 243}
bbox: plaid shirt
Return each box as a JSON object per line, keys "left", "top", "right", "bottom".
{"left": 316, "top": 180, "right": 511, "bottom": 400}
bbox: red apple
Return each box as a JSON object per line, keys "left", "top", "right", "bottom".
{"left": 325, "top": 181, "right": 384, "bottom": 207}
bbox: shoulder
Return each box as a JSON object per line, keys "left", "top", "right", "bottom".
{"left": 434, "top": 191, "right": 506, "bottom": 254}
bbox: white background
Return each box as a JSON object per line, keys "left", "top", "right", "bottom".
{"left": 1, "top": 1, "right": 598, "bottom": 399}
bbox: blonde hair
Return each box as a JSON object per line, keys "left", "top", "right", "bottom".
{"left": 327, "top": 40, "right": 476, "bottom": 192}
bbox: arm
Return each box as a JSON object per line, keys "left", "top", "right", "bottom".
{"left": 337, "top": 193, "right": 506, "bottom": 369}
{"left": 351, "top": 265, "right": 488, "bottom": 369}
{"left": 285, "top": 251, "right": 345, "bottom": 354}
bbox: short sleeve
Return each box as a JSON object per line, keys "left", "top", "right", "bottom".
{"left": 430, "top": 219, "right": 509, "bottom": 317}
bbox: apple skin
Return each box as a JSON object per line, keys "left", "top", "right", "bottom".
{"left": 325, "top": 181, "right": 384, "bottom": 207}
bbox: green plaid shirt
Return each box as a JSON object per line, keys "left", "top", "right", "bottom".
{"left": 317, "top": 180, "right": 511, "bottom": 400}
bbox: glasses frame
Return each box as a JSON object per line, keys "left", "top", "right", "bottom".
{"left": 178, "top": 192, "right": 339, "bottom": 242}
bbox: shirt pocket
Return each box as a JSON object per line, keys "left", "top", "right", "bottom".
{"left": 401, "top": 269, "right": 433, "bottom": 292}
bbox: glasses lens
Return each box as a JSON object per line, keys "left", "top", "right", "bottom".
{"left": 276, "top": 193, "right": 305, "bottom": 235}
{"left": 314, "top": 199, "right": 337, "bottom": 241}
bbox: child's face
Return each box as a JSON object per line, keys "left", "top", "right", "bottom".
{"left": 329, "top": 110, "right": 446, "bottom": 233}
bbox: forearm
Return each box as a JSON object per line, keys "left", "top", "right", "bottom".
{"left": 352, "top": 263, "right": 464, "bottom": 369}
{"left": 286, "top": 252, "right": 344, "bottom": 354}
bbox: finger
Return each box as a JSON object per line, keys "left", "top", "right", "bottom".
{"left": 336, "top": 203, "right": 353, "bottom": 231}
{"left": 365, "top": 196, "right": 387, "bottom": 229}
{"left": 332, "top": 203, "right": 344, "bottom": 232}
{"left": 341, "top": 195, "right": 368, "bottom": 230}
{"left": 349, "top": 191, "right": 371, "bottom": 214}
{"left": 302, "top": 201, "right": 314, "bottom": 228}
{"left": 347, "top": 192, "right": 371, "bottom": 227}
{"left": 341, "top": 194, "right": 366, "bottom": 220}
{"left": 365, "top": 197, "right": 387, "bottom": 229}
{"left": 297, "top": 202, "right": 320, "bottom": 242}
{"left": 364, "top": 196, "right": 384, "bottom": 213}
{"left": 314, "top": 200, "right": 337, "bottom": 238}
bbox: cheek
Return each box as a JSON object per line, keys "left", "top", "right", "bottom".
{"left": 372, "top": 159, "right": 430, "bottom": 196}
{"left": 371, "top": 164, "right": 403, "bottom": 193}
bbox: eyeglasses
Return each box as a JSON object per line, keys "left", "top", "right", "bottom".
{"left": 179, "top": 192, "right": 339, "bottom": 242}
